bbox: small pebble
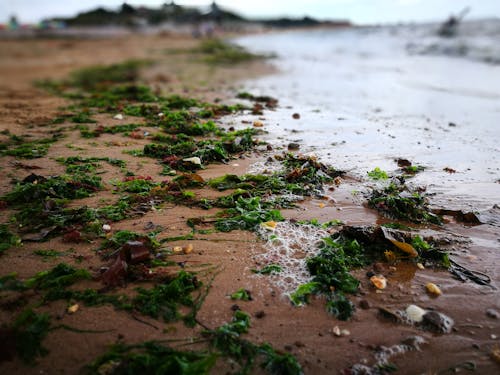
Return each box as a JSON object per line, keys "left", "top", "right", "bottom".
{"left": 292, "top": 113, "right": 300, "bottom": 119}
{"left": 486, "top": 309, "right": 499, "bottom": 319}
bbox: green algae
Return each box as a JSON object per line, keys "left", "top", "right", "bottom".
{"left": 86, "top": 341, "right": 217, "bottom": 375}
{"left": 369, "top": 182, "right": 442, "bottom": 225}
{"left": 0, "top": 224, "right": 22, "bottom": 254}
{"left": 215, "top": 196, "right": 284, "bottom": 232}
{"left": 204, "top": 310, "right": 302, "bottom": 375}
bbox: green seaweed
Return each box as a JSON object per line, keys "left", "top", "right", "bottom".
{"left": 25, "top": 263, "right": 92, "bottom": 301}
{"left": 230, "top": 288, "right": 252, "bottom": 301}
{"left": 369, "top": 182, "right": 442, "bottom": 225}
{"left": 70, "top": 60, "right": 149, "bottom": 90}
{"left": 0, "top": 224, "right": 21, "bottom": 254}
{"left": 289, "top": 282, "right": 320, "bottom": 307}
{"left": 367, "top": 167, "right": 388, "bottom": 180}
{"left": 196, "top": 38, "right": 265, "bottom": 65}
{"left": 86, "top": 341, "right": 217, "bottom": 375}
{"left": 290, "top": 235, "right": 368, "bottom": 320}
{"left": 251, "top": 264, "right": 283, "bottom": 275}
{"left": 205, "top": 310, "right": 302, "bottom": 375}
{"left": 33, "top": 249, "right": 63, "bottom": 258}
{"left": 215, "top": 196, "right": 284, "bottom": 232}
{"left": 11, "top": 309, "right": 51, "bottom": 364}
{"left": 133, "top": 271, "right": 200, "bottom": 323}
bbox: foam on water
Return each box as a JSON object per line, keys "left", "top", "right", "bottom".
{"left": 253, "top": 221, "right": 330, "bottom": 295}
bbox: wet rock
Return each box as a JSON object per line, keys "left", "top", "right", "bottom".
{"left": 395, "top": 158, "right": 412, "bottom": 167}
{"left": 401, "top": 335, "right": 427, "bottom": 350}
{"left": 422, "top": 311, "right": 454, "bottom": 333}
{"left": 287, "top": 142, "right": 300, "bottom": 150}
{"left": 359, "top": 300, "right": 371, "bottom": 310}
{"left": 101, "top": 257, "right": 128, "bottom": 286}
{"left": 378, "top": 307, "right": 403, "bottom": 323}
{"left": 486, "top": 308, "right": 499, "bottom": 319}
{"left": 121, "top": 240, "right": 151, "bottom": 264}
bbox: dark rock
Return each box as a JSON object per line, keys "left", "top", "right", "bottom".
{"left": 287, "top": 142, "right": 300, "bottom": 150}
{"left": 359, "top": 300, "right": 370, "bottom": 310}
{"left": 422, "top": 311, "right": 454, "bottom": 333}
{"left": 292, "top": 113, "right": 300, "bottom": 119}
{"left": 486, "top": 308, "right": 499, "bottom": 319}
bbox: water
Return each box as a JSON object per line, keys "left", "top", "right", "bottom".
{"left": 234, "top": 20, "right": 500, "bottom": 210}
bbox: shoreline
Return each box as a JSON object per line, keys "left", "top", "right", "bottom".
{"left": 0, "top": 33, "right": 499, "bottom": 374}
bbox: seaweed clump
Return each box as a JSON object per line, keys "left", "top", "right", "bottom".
{"left": 369, "top": 182, "right": 442, "bottom": 225}
{"left": 204, "top": 310, "right": 303, "bottom": 375}
{"left": 86, "top": 341, "right": 217, "bottom": 375}
{"left": 291, "top": 235, "right": 367, "bottom": 320}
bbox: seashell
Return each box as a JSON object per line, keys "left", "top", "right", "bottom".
{"left": 332, "top": 326, "right": 341, "bottom": 336}
{"left": 173, "top": 246, "right": 183, "bottom": 254}
{"left": 406, "top": 304, "right": 426, "bottom": 323}
{"left": 183, "top": 157, "right": 202, "bottom": 165}
{"left": 370, "top": 275, "right": 387, "bottom": 289}
{"left": 426, "top": 282, "right": 442, "bottom": 296}
{"left": 261, "top": 221, "right": 277, "bottom": 230}
{"left": 416, "top": 262, "right": 425, "bottom": 270}
{"left": 113, "top": 114, "right": 124, "bottom": 120}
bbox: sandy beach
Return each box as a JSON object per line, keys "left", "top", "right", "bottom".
{"left": 0, "top": 29, "right": 499, "bottom": 374}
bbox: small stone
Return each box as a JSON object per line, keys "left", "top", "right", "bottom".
{"left": 102, "top": 224, "right": 111, "bottom": 232}
{"left": 359, "top": 300, "right": 370, "bottom": 310}
{"left": 332, "top": 326, "right": 341, "bottom": 336}
{"left": 370, "top": 275, "right": 387, "bottom": 289}
{"left": 113, "top": 114, "right": 124, "bottom": 120}
{"left": 183, "top": 243, "right": 193, "bottom": 254}
{"left": 416, "top": 263, "right": 425, "bottom": 270}
{"left": 287, "top": 142, "right": 300, "bottom": 150}
{"left": 486, "top": 309, "right": 499, "bottom": 319}
{"left": 67, "top": 304, "right": 79, "bottom": 314}
{"left": 292, "top": 113, "right": 300, "bottom": 119}
{"left": 253, "top": 120, "right": 264, "bottom": 127}
{"left": 426, "top": 282, "right": 442, "bottom": 296}
{"left": 294, "top": 340, "right": 305, "bottom": 347}
{"left": 254, "top": 310, "right": 266, "bottom": 319}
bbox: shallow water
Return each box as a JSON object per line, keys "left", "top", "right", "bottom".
{"left": 235, "top": 21, "right": 500, "bottom": 210}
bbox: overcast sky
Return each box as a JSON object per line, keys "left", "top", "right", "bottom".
{"left": 1, "top": 0, "right": 499, "bottom": 25}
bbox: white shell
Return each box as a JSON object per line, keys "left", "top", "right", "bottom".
{"left": 183, "top": 157, "right": 202, "bottom": 165}
{"left": 406, "top": 304, "right": 427, "bottom": 323}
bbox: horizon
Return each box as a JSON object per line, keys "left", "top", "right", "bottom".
{"left": 1, "top": 0, "right": 500, "bottom": 26}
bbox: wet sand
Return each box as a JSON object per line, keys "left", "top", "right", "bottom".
{"left": 0, "top": 32, "right": 499, "bottom": 374}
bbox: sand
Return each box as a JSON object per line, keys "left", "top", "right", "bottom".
{"left": 0, "top": 33, "right": 499, "bottom": 374}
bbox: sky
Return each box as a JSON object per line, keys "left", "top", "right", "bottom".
{"left": 1, "top": 0, "right": 500, "bottom": 25}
